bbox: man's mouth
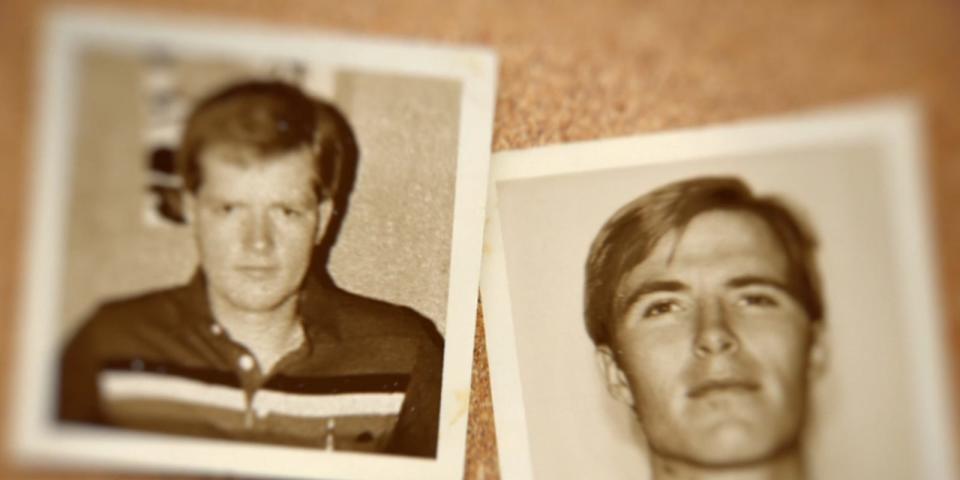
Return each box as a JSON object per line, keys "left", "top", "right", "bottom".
{"left": 687, "top": 379, "right": 760, "bottom": 398}
{"left": 235, "top": 266, "right": 278, "bottom": 279}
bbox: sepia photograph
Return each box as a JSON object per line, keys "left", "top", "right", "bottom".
{"left": 481, "top": 102, "right": 957, "bottom": 479}
{"left": 9, "top": 8, "right": 496, "bottom": 480}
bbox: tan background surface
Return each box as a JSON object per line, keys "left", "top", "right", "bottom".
{"left": 2, "top": 1, "right": 960, "bottom": 479}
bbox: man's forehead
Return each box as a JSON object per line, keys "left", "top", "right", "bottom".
{"left": 674, "top": 210, "right": 786, "bottom": 259}
{"left": 199, "top": 141, "right": 314, "bottom": 166}
{"left": 618, "top": 210, "right": 791, "bottom": 290}
{"left": 195, "top": 143, "right": 319, "bottom": 201}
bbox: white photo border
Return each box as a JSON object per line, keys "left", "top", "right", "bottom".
{"left": 9, "top": 7, "right": 497, "bottom": 480}
{"left": 480, "top": 100, "right": 958, "bottom": 479}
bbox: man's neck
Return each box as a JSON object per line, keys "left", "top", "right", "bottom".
{"left": 649, "top": 448, "right": 804, "bottom": 480}
{"left": 208, "top": 291, "right": 305, "bottom": 374}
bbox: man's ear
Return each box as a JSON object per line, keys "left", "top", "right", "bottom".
{"left": 315, "top": 198, "right": 334, "bottom": 244}
{"left": 807, "top": 321, "right": 828, "bottom": 380}
{"left": 596, "top": 345, "right": 635, "bottom": 409}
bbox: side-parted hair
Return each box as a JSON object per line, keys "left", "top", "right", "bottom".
{"left": 584, "top": 176, "right": 824, "bottom": 347}
{"left": 176, "top": 80, "right": 358, "bottom": 203}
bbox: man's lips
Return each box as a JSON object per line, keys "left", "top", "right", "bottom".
{"left": 235, "top": 265, "right": 278, "bottom": 278}
{"left": 687, "top": 379, "right": 760, "bottom": 398}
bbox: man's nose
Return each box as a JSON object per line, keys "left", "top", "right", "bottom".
{"left": 243, "top": 211, "right": 274, "bottom": 253}
{"left": 693, "top": 300, "right": 740, "bottom": 357}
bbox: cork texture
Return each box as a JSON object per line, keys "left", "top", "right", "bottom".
{"left": 2, "top": 1, "right": 960, "bottom": 479}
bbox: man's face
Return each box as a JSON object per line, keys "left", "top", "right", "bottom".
{"left": 190, "top": 144, "right": 324, "bottom": 313}
{"left": 603, "top": 209, "right": 820, "bottom": 466}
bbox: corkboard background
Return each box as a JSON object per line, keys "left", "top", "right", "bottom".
{"left": 2, "top": 1, "right": 960, "bottom": 479}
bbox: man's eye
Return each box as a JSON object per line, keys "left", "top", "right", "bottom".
{"left": 216, "top": 203, "right": 236, "bottom": 214}
{"left": 280, "top": 207, "right": 302, "bottom": 217}
{"left": 738, "top": 294, "right": 779, "bottom": 308}
{"left": 642, "top": 300, "right": 681, "bottom": 319}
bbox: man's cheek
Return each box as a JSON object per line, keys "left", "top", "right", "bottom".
{"left": 624, "top": 355, "right": 673, "bottom": 401}
{"left": 632, "top": 376, "right": 675, "bottom": 424}
{"left": 750, "top": 324, "right": 810, "bottom": 372}
{"left": 207, "top": 224, "right": 240, "bottom": 253}
{"left": 748, "top": 341, "right": 808, "bottom": 409}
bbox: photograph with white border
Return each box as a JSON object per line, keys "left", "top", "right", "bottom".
{"left": 481, "top": 101, "right": 957, "bottom": 480}
{"left": 10, "top": 7, "right": 496, "bottom": 480}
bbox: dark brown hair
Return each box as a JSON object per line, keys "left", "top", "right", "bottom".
{"left": 584, "top": 176, "right": 823, "bottom": 346}
{"left": 176, "top": 80, "right": 358, "bottom": 203}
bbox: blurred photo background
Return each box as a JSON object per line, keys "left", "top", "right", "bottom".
{"left": 2, "top": 1, "right": 960, "bottom": 479}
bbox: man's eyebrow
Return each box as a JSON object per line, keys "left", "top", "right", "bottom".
{"left": 198, "top": 193, "right": 234, "bottom": 203}
{"left": 619, "top": 280, "right": 689, "bottom": 310}
{"left": 271, "top": 197, "right": 314, "bottom": 208}
{"left": 726, "top": 275, "right": 790, "bottom": 291}
{"left": 204, "top": 194, "right": 250, "bottom": 206}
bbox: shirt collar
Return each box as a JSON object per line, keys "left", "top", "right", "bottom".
{"left": 298, "top": 274, "right": 344, "bottom": 343}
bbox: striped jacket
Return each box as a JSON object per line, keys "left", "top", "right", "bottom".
{"left": 57, "top": 272, "right": 443, "bottom": 457}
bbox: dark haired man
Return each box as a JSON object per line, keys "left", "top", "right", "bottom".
{"left": 585, "top": 177, "right": 825, "bottom": 479}
{"left": 58, "top": 81, "right": 443, "bottom": 458}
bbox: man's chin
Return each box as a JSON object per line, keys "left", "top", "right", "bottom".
{"left": 647, "top": 418, "right": 797, "bottom": 468}
{"left": 666, "top": 432, "right": 794, "bottom": 468}
{"left": 219, "top": 288, "right": 295, "bottom": 313}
